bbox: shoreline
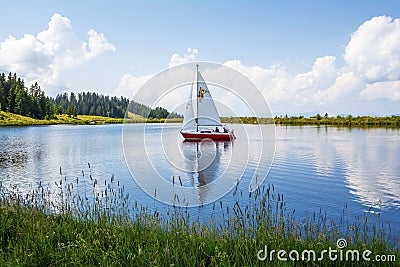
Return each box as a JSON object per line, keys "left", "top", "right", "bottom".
{"left": 221, "top": 116, "right": 400, "bottom": 127}
{"left": 0, "top": 111, "right": 182, "bottom": 126}
{"left": 1, "top": 111, "right": 399, "bottom": 128}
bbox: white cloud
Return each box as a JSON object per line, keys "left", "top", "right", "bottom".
{"left": 117, "top": 49, "right": 199, "bottom": 103}
{"left": 119, "top": 66, "right": 195, "bottom": 109}
{"left": 288, "top": 56, "right": 337, "bottom": 104}
{"left": 222, "top": 16, "right": 400, "bottom": 107}
{"left": 114, "top": 73, "right": 152, "bottom": 98}
{"left": 342, "top": 15, "right": 400, "bottom": 103}
{"left": 361, "top": 80, "right": 400, "bottom": 100}
{"left": 224, "top": 56, "right": 341, "bottom": 106}
{"left": 345, "top": 15, "right": 400, "bottom": 82}
{"left": 1, "top": 12, "right": 398, "bottom": 114}
{"left": 114, "top": 51, "right": 360, "bottom": 115}
{"left": 117, "top": 15, "right": 400, "bottom": 115}
{"left": 223, "top": 60, "right": 292, "bottom": 102}
{"left": 315, "top": 70, "right": 364, "bottom": 104}
{"left": 0, "top": 13, "right": 115, "bottom": 94}
{"left": 86, "top": 29, "right": 116, "bottom": 60}
{"left": 168, "top": 48, "right": 198, "bottom": 67}
{"left": 291, "top": 56, "right": 337, "bottom": 92}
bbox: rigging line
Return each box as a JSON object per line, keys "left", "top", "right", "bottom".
{"left": 196, "top": 64, "right": 199, "bottom": 132}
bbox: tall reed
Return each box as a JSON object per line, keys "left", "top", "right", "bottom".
{"left": 0, "top": 165, "right": 398, "bottom": 266}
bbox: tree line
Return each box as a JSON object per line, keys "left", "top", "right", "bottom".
{"left": 52, "top": 92, "right": 181, "bottom": 119}
{"left": 52, "top": 92, "right": 130, "bottom": 118}
{"left": 0, "top": 73, "right": 182, "bottom": 120}
{"left": 0, "top": 73, "right": 55, "bottom": 119}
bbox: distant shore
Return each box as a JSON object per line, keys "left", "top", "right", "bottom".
{"left": 0, "top": 111, "right": 182, "bottom": 126}
{"left": 221, "top": 115, "right": 400, "bottom": 127}
{"left": 1, "top": 111, "right": 399, "bottom": 127}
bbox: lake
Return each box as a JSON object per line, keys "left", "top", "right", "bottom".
{"left": 0, "top": 124, "right": 399, "bottom": 244}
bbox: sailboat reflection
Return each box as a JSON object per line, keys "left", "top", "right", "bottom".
{"left": 181, "top": 140, "right": 232, "bottom": 187}
{"left": 180, "top": 140, "right": 233, "bottom": 203}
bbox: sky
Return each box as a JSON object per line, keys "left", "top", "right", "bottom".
{"left": 0, "top": 0, "right": 400, "bottom": 116}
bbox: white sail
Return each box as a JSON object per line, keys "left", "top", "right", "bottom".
{"left": 181, "top": 82, "right": 196, "bottom": 131}
{"left": 196, "top": 71, "right": 222, "bottom": 126}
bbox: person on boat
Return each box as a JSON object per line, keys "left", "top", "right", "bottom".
{"left": 223, "top": 127, "right": 228, "bottom": 133}
{"left": 215, "top": 127, "right": 219, "bottom": 133}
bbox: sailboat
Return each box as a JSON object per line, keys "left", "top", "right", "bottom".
{"left": 180, "top": 65, "right": 236, "bottom": 141}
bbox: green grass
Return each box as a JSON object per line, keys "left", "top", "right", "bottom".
{"left": 0, "top": 168, "right": 398, "bottom": 266}
{"left": 2, "top": 111, "right": 399, "bottom": 128}
{"left": 274, "top": 115, "right": 400, "bottom": 127}
{"left": 221, "top": 117, "right": 274, "bottom": 124}
{"left": 0, "top": 111, "right": 183, "bottom": 126}
{"left": 0, "top": 111, "right": 125, "bottom": 126}
{"left": 221, "top": 115, "right": 400, "bottom": 127}
{"left": 0, "top": 111, "right": 50, "bottom": 126}
{"left": 126, "top": 112, "right": 183, "bottom": 123}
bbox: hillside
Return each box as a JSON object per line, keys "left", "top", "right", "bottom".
{"left": 0, "top": 111, "right": 127, "bottom": 126}
{"left": 0, "top": 72, "right": 183, "bottom": 124}
{"left": 0, "top": 111, "right": 184, "bottom": 126}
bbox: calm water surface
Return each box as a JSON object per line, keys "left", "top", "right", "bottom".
{"left": 0, "top": 124, "right": 399, "bottom": 243}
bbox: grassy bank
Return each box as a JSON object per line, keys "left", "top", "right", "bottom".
{"left": 0, "top": 171, "right": 398, "bottom": 266}
{"left": 274, "top": 115, "right": 400, "bottom": 127}
{"left": 2, "top": 111, "right": 399, "bottom": 128}
{"left": 221, "top": 117, "right": 274, "bottom": 124}
{"left": 0, "top": 111, "right": 125, "bottom": 126}
{"left": 222, "top": 115, "right": 400, "bottom": 127}
{"left": 0, "top": 111, "right": 183, "bottom": 126}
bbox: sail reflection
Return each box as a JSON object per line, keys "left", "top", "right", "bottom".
{"left": 181, "top": 140, "right": 227, "bottom": 186}
{"left": 180, "top": 140, "right": 232, "bottom": 203}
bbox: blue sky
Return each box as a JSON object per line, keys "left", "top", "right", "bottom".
{"left": 1, "top": 1, "right": 400, "bottom": 115}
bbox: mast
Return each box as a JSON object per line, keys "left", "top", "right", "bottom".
{"left": 196, "top": 64, "right": 199, "bottom": 132}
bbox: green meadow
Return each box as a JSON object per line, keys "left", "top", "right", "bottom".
{"left": 221, "top": 115, "right": 400, "bottom": 127}
{"left": 2, "top": 110, "right": 400, "bottom": 128}
{"left": 0, "top": 111, "right": 182, "bottom": 126}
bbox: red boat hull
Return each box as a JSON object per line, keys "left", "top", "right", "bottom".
{"left": 180, "top": 131, "right": 235, "bottom": 141}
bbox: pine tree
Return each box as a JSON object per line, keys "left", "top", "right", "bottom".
{"left": 14, "top": 85, "right": 29, "bottom": 116}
